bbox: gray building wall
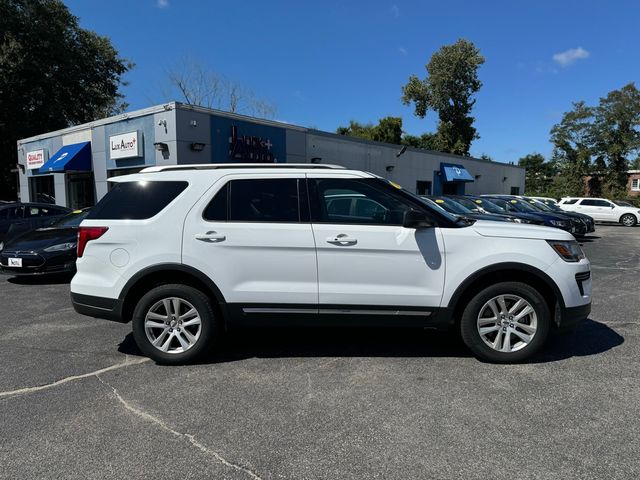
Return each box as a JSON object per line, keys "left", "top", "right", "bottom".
{"left": 16, "top": 102, "right": 525, "bottom": 207}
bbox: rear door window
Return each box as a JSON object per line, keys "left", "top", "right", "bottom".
{"left": 203, "top": 178, "right": 301, "bottom": 223}
{"left": 87, "top": 181, "right": 188, "bottom": 220}
{"left": 580, "top": 199, "right": 611, "bottom": 207}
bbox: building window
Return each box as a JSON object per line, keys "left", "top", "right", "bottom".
{"left": 510, "top": 187, "right": 520, "bottom": 195}
{"left": 632, "top": 178, "right": 640, "bottom": 191}
{"left": 416, "top": 181, "right": 432, "bottom": 195}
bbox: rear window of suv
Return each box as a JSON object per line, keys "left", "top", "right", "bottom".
{"left": 87, "top": 181, "right": 188, "bottom": 220}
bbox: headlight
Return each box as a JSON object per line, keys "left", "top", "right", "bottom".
{"left": 550, "top": 220, "right": 570, "bottom": 227}
{"left": 547, "top": 240, "right": 585, "bottom": 262}
{"left": 43, "top": 242, "right": 76, "bottom": 252}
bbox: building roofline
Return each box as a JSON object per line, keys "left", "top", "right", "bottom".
{"left": 306, "top": 129, "right": 524, "bottom": 169}
{"left": 17, "top": 103, "right": 179, "bottom": 145}
{"left": 16, "top": 101, "right": 523, "bottom": 169}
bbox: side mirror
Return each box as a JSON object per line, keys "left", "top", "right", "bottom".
{"left": 403, "top": 210, "right": 433, "bottom": 229}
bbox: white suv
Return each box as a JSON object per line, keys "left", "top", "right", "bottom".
{"left": 558, "top": 197, "right": 640, "bottom": 226}
{"left": 71, "top": 164, "right": 592, "bottom": 364}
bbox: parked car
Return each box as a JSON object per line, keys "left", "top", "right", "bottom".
{"left": 0, "top": 208, "right": 90, "bottom": 276}
{"left": 446, "top": 195, "right": 544, "bottom": 224}
{"left": 70, "top": 164, "right": 591, "bottom": 364}
{"left": 0, "top": 202, "right": 70, "bottom": 243}
{"left": 482, "top": 196, "right": 579, "bottom": 234}
{"left": 421, "top": 196, "right": 511, "bottom": 222}
{"left": 524, "top": 198, "right": 595, "bottom": 235}
{"left": 558, "top": 197, "right": 640, "bottom": 227}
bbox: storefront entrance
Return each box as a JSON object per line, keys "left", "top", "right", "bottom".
{"left": 29, "top": 175, "right": 55, "bottom": 204}
{"left": 66, "top": 172, "right": 95, "bottom": 209}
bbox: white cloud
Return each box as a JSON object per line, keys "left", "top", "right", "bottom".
{"left": 156, "top": 0, "right": 169, "bottom": 8}
{"left": 552, "top": 47, "right": 590, "bottom": 67}
{"left": 390, "top": 4, "right": 400, "bottom": 18}
{"left": 398, "top": 47, "right": 407, "bottom": 56}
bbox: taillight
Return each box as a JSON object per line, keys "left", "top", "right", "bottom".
{"left": 77, "top": 226, "right": 108, "bottom": 258}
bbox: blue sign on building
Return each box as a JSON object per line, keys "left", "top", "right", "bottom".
{"left": 210, "top": 116, "right": 286, "bottom": 163}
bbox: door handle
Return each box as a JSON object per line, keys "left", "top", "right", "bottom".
{"left": 326, "top": 234, "right": 357, "bottom": 245}
{"left": 195, "top": 231, "right": 226, "bottom": 242}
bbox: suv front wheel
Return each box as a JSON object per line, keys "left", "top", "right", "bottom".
{"left": 132, "top": 284, "right": 217, "bottom": 364}
{"left": 460, "top": 282, "right": 550, "bottom": 363}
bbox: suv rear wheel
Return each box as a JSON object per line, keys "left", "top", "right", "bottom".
{"left": 132, "top": 284, "right": 217, "bottom": 364}
{"left": 460, "top": 282, "right": 550, "bottom": 363}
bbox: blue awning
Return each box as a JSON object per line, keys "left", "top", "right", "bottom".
{"left": 441, "top": 163, "right": 474, "bottom": 182}
{"left": 39, "top": 142, "right": 92, "bottom": 173}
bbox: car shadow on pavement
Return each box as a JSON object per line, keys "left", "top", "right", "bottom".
{"left": 117, "top": 318, "right": 623, "bottom": 364}
{"left": 530, "top": 318, "right": 624, "bottom": 363}
{"left": 6, "top": 273, "right": 74, "bottom": 285}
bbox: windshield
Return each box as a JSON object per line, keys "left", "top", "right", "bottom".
{"left": 492, "top": 198, "right": 539, "bottom": 213}
{"left": 428, "top": 197, "right": 472, "bottom": 215}
{"left": 526, "top": 199, "right": 553, "bottom": 212}
{"left": 50, "top": 209, "right": 91, "bottom": 228}
{"left": 462, "top": 197, "right": 506, "bottom": 214}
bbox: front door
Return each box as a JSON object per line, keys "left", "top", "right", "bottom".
{"left": 182, "top": 173, "right": 318, "bottom": 321}
{"left": 307, "top": 174, "right": 446, "bottom": 315}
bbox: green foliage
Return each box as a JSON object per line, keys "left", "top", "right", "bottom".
{"left": 591, "top": 83, "right": 640, "bottom": 197}
{"left": 401, "top": 132, "right": 438, "bottom": 150}
{"left": 549, "top": 101, "right": 595, "bottom": 197}
{"left": 337, "top": 116, "right": 403, "bottom": 145}
{"left": 0, "top": 0, "right": 132, "bottom": 199}
{"left": 518, "top": 153, "right": 555, "bottom": 195}
{"left": 402, "top": 39, "right": 485, "bottom": 156}
{"left": 549, "top": 83, "right": 640, "bottom": 199}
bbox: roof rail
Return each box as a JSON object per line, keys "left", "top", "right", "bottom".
{"left": 140, "top": 163, "right": 345, "bottom": 173}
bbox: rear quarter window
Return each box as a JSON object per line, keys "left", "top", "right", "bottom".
{"left": 87, "top": 181, "right": 188, "bottom": 220}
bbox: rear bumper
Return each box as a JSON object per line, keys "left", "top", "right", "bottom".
{"left": 71, "top": 292, "right": 125, "bottom": 322}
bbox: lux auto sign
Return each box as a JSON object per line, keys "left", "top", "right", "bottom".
{"left": 109, "top": 131, "right": 142, "bottom": 159}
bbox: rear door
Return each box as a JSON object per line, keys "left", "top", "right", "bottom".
{"left": 307, "top": 173, "right": 445, "bottom": 317}
{"left": 576, "top": 199, "right": 612, "bottom": 221}
{"left": 182, "top": 173, "right": 318, "bottom": 321}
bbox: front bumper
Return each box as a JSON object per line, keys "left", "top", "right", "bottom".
{"left": 557, "top": 302, "right": 591, "bottom": 331}
{"left": 71, "top": 292, "right": 125, "bottom": 322}
{"left": 0, "top": 250, "right": 76, "bottom": 276}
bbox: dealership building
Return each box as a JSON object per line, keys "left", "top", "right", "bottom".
{"left": 16, "top": 102, "right": 525, "bottom": 209}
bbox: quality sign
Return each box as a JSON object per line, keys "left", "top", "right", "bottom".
{"left": 26, "top": 149, "right": 47, "bottom": 170}
{"left": 109, "top": 131, "right": 142, "bottom": 159}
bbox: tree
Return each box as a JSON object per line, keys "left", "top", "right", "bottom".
{"left": 0, "top": 0, "right": 131, "bottom": 200}
{"left": 401, "top": 132, "right": 437, "bottom": 150}
{"left": 549, "top": 102, "right": 594, "bottom": 197}
{"left": 337, "top": 116, "right": 403, "bottom": 145}
{"left": 591, "top": 83, "right": 640, "bottom": 198}
{"left": 401, "top": 39, "right": 485, "bottom": 156}
{"left": 518, "top": 153, "right": 554, "bottom": 195}
{"left": 165, "top": 58, "right": 276, "bottom": 119}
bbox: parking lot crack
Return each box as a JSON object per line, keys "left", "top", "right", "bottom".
{"left": 96, "top": 375, "right": 263, "bottom": 480}
{"left": 0, "top": 357, "right": 150, "bottom": 399}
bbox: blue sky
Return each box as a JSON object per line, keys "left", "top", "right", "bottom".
{"left": 64, "top": 0, "right": 639, "bottom": 164}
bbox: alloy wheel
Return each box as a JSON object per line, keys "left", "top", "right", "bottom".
{"left": 144, "top": 297, "right": 202, "bottom": 354}
{"left": 477, "top": 294, "right": 538, "bottom": 353}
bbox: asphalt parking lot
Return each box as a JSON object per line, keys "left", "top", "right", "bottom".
{"left": 0, "top": 225, "right": 638, "bottom": 480}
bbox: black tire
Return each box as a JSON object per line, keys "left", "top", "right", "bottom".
{"left": 132, "top": 284, "right": 218, "bottom": 365}
{"left": 460, "top": 281, "right": 550, "bottom": 363}
{"left": 620, "top": 214, "right": 637, "bottom": 227}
